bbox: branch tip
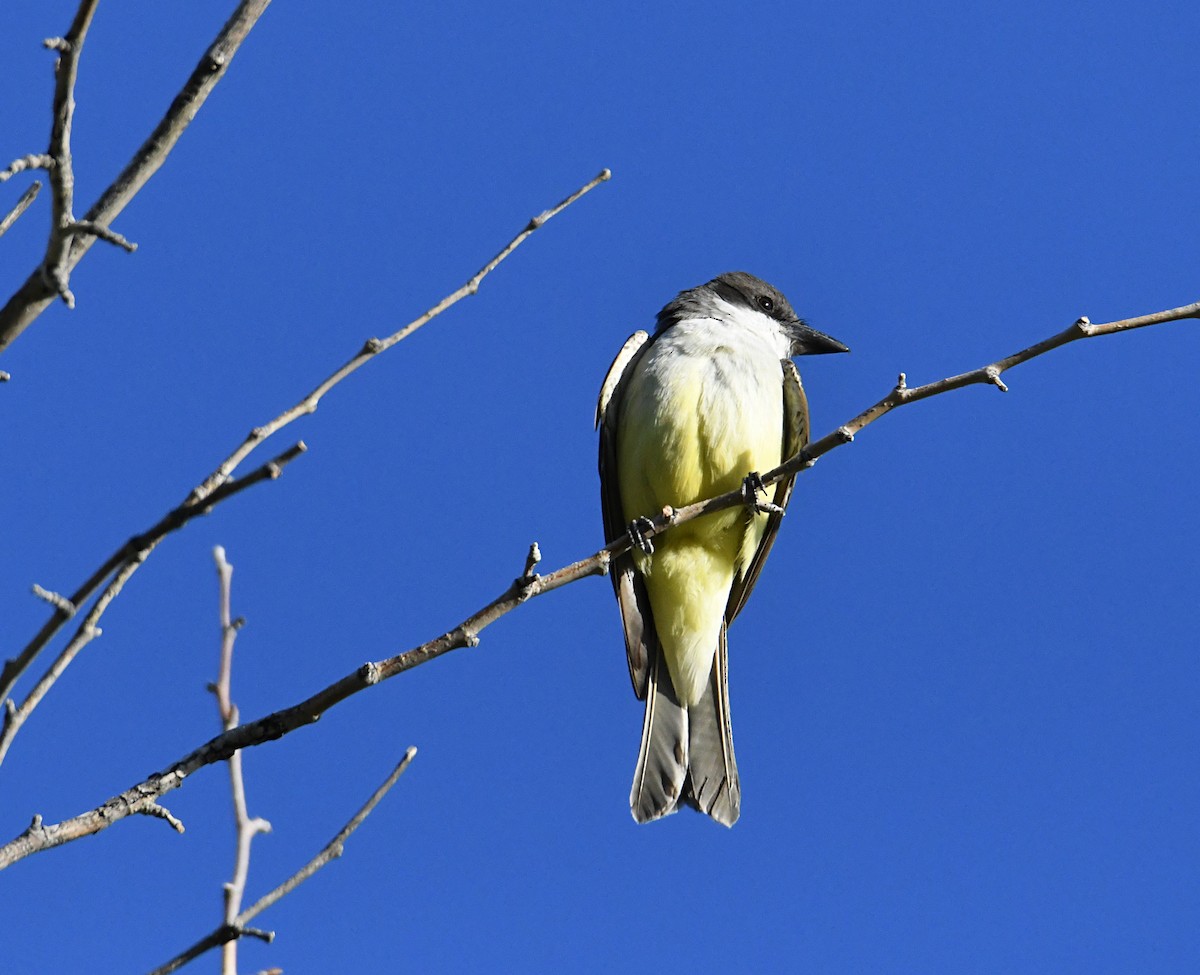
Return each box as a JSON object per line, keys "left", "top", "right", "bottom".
{"left": 140, "top": 801, "right": 186, "bottom": 833}
{"left": 31, "top": 584, "right": 77, "bottom": 616}
{"left": 65, "top": 220, "right": 137, "bottom": 252}
{"left": 43, "top": 36, "right": 70, "bottom": 52}
{"left": 984, "top": 366, "right": 1009, "bottom": 392}
{"left": 523, "top": 542, "right": 542, "bottom": 578}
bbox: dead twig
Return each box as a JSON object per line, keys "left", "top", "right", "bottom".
{"left": 0, "top": 182, "right": 42, "bottom": 239}
{"left": 210, "top": 546, "right": 271, "bottom": 975}
{"left": 0, "top": 444, "right": 307, "bottom": 764}
{"left": 0, "top": 0, "right": 274, "bottom": 354}
{"left": 145, "top": 749, "right": 416, "bottom": 975}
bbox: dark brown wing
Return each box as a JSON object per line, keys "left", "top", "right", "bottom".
{"left": 725, "top": 358, "right": 809, "bottom": 623}
{"left": 596, "top": 330, "right": 657, "bottom": 698}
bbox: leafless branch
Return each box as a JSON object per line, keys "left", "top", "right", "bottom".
{"left": 189, "top": 167, "right": 613, "bottom": 502}
{"left": 239, "top": 748, "right": 417, "bottom": 923}
{"left": 145, "top": 924, "right": 273, "bottom": 975}
{"left": 2, "top": 296, "right": 1192, "bottom": 870}
{"left": 0, "top": 168, "right": 608, "bottom": 764}
{"left": 36, "top": 0, "right": 103, "bottom": 309}
{"left": 30, "top": 584, "right": 76, "bottom": 616}
{"left": 145, "top": 749, "right": 416, "bottom": 975}
{"left": 0, "top": 444, "right": 307, "bottom": 764}
{"left": 0, "top": 0, "right": 273, "bottom": 354}
{"left": 0, "top": 182, "right": 42, "bottom": 239}
{"left": 63, "top": 220, "right": 137, "bottom": 252}
{"left": 765, "top": 302, "right": 1200, "bottom": 486}
{"left": 210, "top": 546, "right": 271, "bottom": 975}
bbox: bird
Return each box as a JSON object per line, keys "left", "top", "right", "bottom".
{"left": 596, "top": 271, "right": 849, "bottom": 826}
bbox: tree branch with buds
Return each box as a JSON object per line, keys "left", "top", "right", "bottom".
{"left": 2, "top": 293, "right": 1193, "bottom": 872}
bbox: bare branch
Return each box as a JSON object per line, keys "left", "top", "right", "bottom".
{"left": 190, "top": 167, "right": 612, "bottom": 502}
{"left": 210, "top": 546, "right": 272, "bottom": 975}
{"left": 145, "top": 749, "right": 416, "bottom": 975}
{"left": 0, "top": 444, "right": 307, "bottom": 763}
{"left": 138, "top": 801, "right": 186, "bottom": 834}
{"left": 765, "top": 301, "right": 1200, "bottom": 485}
{"left": 239, "top": 747, "right": 417, "bottom": 922}
{"left": 2, "top": 297, "right": 1192, "bottom": 869}
{"left": 0, "top": 0, "right": 274, "bottom": 354}
{"left": 145, "top": 924, "right": 274, "bottom": 975}
{"left": 0, "top": 182, "right": 43, "bottom": 239}
{"left": 1, "top": 168, "right": 608, "bottom": 760}
{"left": 63, "top": 220, "right": 137, "bottom": 252}
{"left": 34, "top": 0, "right": 103, "bottom": 309}
{"left": 30, "top": 584, "right": 76, "bottom": 616}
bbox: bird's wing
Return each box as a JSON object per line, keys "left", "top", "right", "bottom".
{"left": 597, "top": 330, "right": 656, "bottom": 698}
{"left": 725, "top": 358, "right": 809, "bottom": 623}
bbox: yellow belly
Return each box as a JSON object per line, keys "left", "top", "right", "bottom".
{"left": 617, "top": 346, "right": 781, "bottom": 704}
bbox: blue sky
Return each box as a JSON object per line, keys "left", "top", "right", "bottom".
{"left": 2, "top": 1, "right": 1198, "bottom": 972}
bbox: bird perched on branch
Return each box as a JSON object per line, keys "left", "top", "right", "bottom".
{"left": 597, "top": 271, "right": 849, "bottom": 826}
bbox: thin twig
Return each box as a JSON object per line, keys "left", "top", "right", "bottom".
{"left": 0, "top": 444, "right": 307, "bottom": 764}
{"left": 189, "top": 167, "right": 612, "bottom": 501}
{"left": 2, "top": 297, "right": 1193, "bottom": 869}
{"left": 64, "top": 220, "right": 137, "bottom": 252}
{"left": 0, "top": 169, "right": 608, "bottom": 761}
{"left": 0, "top": 155, "right": 54, "bottom": 183}
{"left": 144, "top": 924, "right": 271, "bottom": 975}
{"left": 145, "top": 750, "right": 416, "bottom": 975}
{"left": 211, "top": 546, "right": 271, "bottom": 975}
{"left": 37, "top": 0, "right": 102, "bottom": 309}
{"left": 30, "top": 584, "right": 76, "bottom": 616}
{"left": 240, "top": 747, "right": 417, "bottom": 922}
{"left": 0, "top": 0, "right": 274, "bottom": 353}
{"left": 0, "top": 182, "right": 42, "bottom": 238}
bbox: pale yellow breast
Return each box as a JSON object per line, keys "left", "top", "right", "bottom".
{"left": 614, "top": 331, "right": 784, "bottom": 704}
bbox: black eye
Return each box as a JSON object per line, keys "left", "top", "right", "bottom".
{"left": 756, "top": 294, "right": 775, "bottom": 313}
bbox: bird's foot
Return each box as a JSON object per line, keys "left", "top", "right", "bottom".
{"left": 742, "top": 472, "right": 785, "bottom": 516}
{"left": 626, "top": 516, "right": 655, "bottom": 556}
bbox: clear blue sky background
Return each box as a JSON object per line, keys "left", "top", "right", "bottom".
{"left": 2, "top": 2, "right": 1198, "bottom": 972}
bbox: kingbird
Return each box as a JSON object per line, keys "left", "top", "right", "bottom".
{"left": 596, "top": 271, "right": 848, "bottom": 826}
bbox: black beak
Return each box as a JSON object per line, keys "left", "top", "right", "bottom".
{"left": 787, "top": 319, "right": 850, "bottom": 356}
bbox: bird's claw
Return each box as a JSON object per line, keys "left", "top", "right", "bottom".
{"left": 627, "top": 516, "right": 655, "bottom": 556}
{"left": 742, "top": 472, "right": 785, "bottom": 516}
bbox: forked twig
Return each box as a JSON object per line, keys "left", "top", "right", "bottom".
{"left": 145, "top": 749, "right": 416, "bottom": 975}
{"left": 0, "top": 0, "right": 274, "bottom": 354}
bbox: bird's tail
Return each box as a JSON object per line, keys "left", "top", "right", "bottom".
{"left": 630, "top": 624, "right": 740, "bottom": 827}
